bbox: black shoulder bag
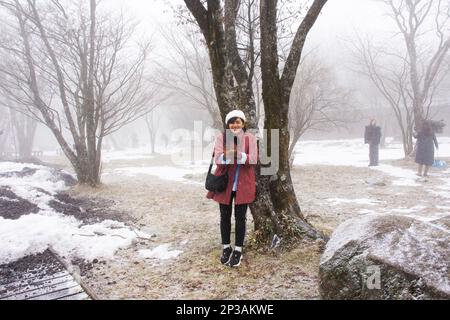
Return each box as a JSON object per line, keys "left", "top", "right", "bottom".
{"left": 205, "top": 150, "right": 229, "bottom": 193}
{"left": 205, "top": 136, "right": 229, "bottom": 193}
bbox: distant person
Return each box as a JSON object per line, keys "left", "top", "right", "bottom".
{"left": 364, "top": 119, "right": 382, "bottom": 166}
{"left": 131, "top": 132, "right": 139, "bottom": 149}
{"left": 206, "top": 109, "right": 258, "bottom": 268}
{"left": 414, "top": 120, "right": 438, "bottom": 177}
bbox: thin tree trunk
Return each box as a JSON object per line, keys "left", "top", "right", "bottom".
{"left": 85, "top": 0, "right": 98, "bottom": 186}
{"left": 9, "top": 109, "right": 37, "bottom": 159}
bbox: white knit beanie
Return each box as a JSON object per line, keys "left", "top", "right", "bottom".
{"left": 225, "top": 110, "right": 246, "bottom": 125}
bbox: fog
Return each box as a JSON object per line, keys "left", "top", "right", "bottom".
{"left": 1, "top": 1, "right": 450, "bottom": 300}
{"left": 1, "top": 0, "right": 449, "bottom": 155}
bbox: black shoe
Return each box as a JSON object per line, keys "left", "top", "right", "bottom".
{"left": 229, "top": 250, "right": 242, "bottom": 267}
{"left": 220, "top": 247, "right": 233, "bottom": 265}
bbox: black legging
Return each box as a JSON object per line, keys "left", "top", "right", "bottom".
{"left": 219, "top": 191, "right": 248, "bottom": 247}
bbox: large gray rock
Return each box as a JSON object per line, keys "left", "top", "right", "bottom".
{"left": 319, "top": 214, "right": 450, "bottom": 299}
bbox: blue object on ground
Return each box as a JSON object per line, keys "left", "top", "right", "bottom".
{"left": 432, "top": 159, "right": 447, "bottom": 168}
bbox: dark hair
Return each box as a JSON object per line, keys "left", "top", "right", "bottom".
{"left": 421, "top": 121, "right": 434, "bottom": 136}
{"left": 226, "top": 117, "right": 246, "bottom": 132}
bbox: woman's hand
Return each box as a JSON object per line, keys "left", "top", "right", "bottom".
{"left": 225, "top": 149, "right": 236, "bottom": 159}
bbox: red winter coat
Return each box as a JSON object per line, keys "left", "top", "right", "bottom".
{"left": 206, "top": 130, "right": 258, "bottom": 205}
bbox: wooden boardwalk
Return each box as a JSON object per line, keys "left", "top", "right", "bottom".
{"left": 0, "top": 249, "right": 95, "bottom": 300}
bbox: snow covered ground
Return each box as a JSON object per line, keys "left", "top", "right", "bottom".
{"left": 0, "top": 162, "right": 182, "bottom": 265}
{"left": 293, "top": 137, "right": 450, "bottom": 210}
{"left": 293, "top": 136, "right": 450, "bottom": 167}
{"left": 86, "top": 136, "right": 450, "bottom": 230}
{"left": 4, "top": 136, "right": 447, "bottom": 299}
{"left": 110, "top": 166, "right": 205, "bottom": 185}
{"left": 102, "top": 148, "right": 156, "bottom": 163}
{"left": 2, "top": 136, "right": 450, "bottom": 299}
{"left": 98, "top": 136, "right": 450, "bottom": 191}
{"left": 3, "top": 136, "right": 450, "bottom": 266}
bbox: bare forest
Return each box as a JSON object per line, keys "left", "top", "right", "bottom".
{"left": 0, "top": 0, "right": 449, "bottom": 302}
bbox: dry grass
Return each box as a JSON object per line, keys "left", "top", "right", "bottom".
{"left": 43, "top": 153, "right": 450, "bottom": 299}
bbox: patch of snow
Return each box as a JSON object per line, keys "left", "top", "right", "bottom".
{"left": 0, "top": 162, "right": 44, "bottom": 172}
{"left": 369, "top": 221, "right": 450, "bottom": 293}
{"left": 327, "top": 197, "right": 383, "bottom": 206}
{"left": 102, "top": 148, "right": 155, "bottom": 163}
{"left": 0, "top": 163, "right": 68, "bottom": 211}
{"left": 0, "top": 214, "right": 138, "bottom": 264}
{"left": 358, "top": 209, "right": 376, "bottom": 214}
{"left": 293, "top": 136, "right": 450, "bottom": 167}
{"left": 113, "top": 166, "right": 204, "bottom": 184}
{"left": 371, "top": 164, "right": 420, "bottom": 186}
{"left": 138, "top": 244, "right": 183, "bottom": 260}
{"left": 402, "top": 213, "right": 450, "bottom": 223}
{"left": 428, "top": 190, "right": 450, "bottom": 199}
{"left": 0, "top": 162, "right": 145, "bottom": 264}
{"left": 390, "top": 205, "right": 427, "bottom": 214}
{"left": 434, "top": 176, "right": 450, "bottom": 199}
{"left": 321, "top": 214, "right": 377, "bottom": 263}
{"left": 293, "top": 138, "right": 404, "bottom": 167}
{"left": 0, "top": 196, "right": 19, "bottom": 202}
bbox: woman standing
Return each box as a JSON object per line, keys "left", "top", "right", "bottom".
{"left": 206, "top": 110, "right": 258, "bottom": 267}
{"left": 415, "top": 120, "right": 439, "bottom": 177}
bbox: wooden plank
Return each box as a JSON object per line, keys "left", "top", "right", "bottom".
{"left": 57, "top": 292, "right": 90, "bottom": 300}
{"left": 1, "top": 277, "right": 77, "bottom": 300}
{"left": 0, "top": 274, "right": 73, "bottom": 299}
{"left": 27, "top": 284, "right": 84, "bottom": 300}
{"left": 48, "top": 247, "right": 99, "bottom": 300}
{"left": 0, "top": 272, "right": 70, "bottom": 293}
{"left": 0, "top": 269, "right": 66, "bottom": 287}
{"left": 1, "top": 249, "right": 96, "bottom": 300}
{"left": 1, "top": 278, "right": 79, "bottom": 300}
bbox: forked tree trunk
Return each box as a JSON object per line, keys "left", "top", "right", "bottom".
{"left": 16, "top": 0, "right": 102, "bottom": 186}
{"left": 184, "top": 0, "right": 328, "bottom": 248}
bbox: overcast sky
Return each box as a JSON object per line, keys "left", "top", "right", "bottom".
{"left": 103, "top": 0, "right": 398, "bottom": 67}
{"left": 107, "top": 0, "right": 389, "bottom": 27}
{"left": 100, "top": 0, "right": 407, "bottom": 109}
{"left": 105, "top": 0, "right": 395, "bottom": 41}
{"left": 29, "top": 0, "right": 450, "bottom": 149}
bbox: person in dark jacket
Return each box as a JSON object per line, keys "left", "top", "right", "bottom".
{"left": 414, "top": 120, "right": 439, "bottom": 177}
{"left": 206, "top": 109, "right": 258, "bottom": 267}
{"left": 364, "top": 119, "right": 382, "bottom": 166}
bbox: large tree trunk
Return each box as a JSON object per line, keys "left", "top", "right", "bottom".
{"left": 253, "top": 0, "right": 327, "bottom": 246}
{"left": 251, "top": 172, "right": 325, "bottom": 247}
{"left": 184, "top": 0, "right": 328, "bottom": 248}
